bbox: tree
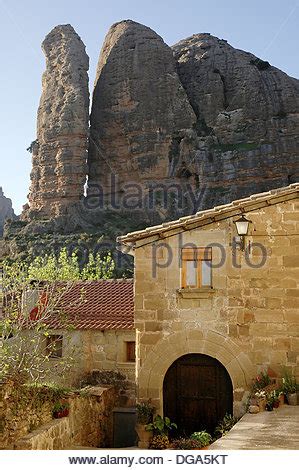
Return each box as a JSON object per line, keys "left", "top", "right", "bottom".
{"left": 26, "top": 248, "right": 115, "bottom": 281}
{"left": 0, "top": 262, "right": 82, "bottom": 384}
{"left": 0, "top": 249, "right": 115, "bottom": 384}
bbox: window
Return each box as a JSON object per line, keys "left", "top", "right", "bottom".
{"left": 46, "top": 335, "right": 63, "bottom": 358}
{"left": 181, "top": 247, "right": 212, "bottom": 288}
{"left": 126, "top": 341, "right": 136, "bottom": 362}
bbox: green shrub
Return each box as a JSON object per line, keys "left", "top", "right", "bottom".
{"left": 149, "top": 435, "right": 169, "bottom": 449}
{"left": 146, "top": 415, "right": 177, "bottom": 435}
{"left": 215, "top": 413, "right": 238, "bottom": 438}
{"left": 190, "top": 431, "right": 212, "bottom": 447}
{"left": 172, "top": 438, "right": 199, "bottom": 450}
{"left": 251, "top": 371, "right": 271, "bottom": 392}
{"left": 136, "top": 400, "right": 155, "bottom": 425}
{"left": 281, "top": 370, "right": 297, "bottom": 394}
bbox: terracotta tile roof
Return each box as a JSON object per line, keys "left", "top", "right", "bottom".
{"left": 118, "top": 183, "right": 299, "bottom": 246}
{"left": 43, "top": 279, "right": 134, "bottom": 330}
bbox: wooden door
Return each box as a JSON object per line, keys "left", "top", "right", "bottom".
{"left": 163, "top": 354, "right": 233, "bottom": 435}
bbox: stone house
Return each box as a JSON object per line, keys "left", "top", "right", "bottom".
{"left": 24, "top": 279, "right": 136, "bottom": 403}
{"left": 118, "top": 183, "right": 299, "bottom": 434}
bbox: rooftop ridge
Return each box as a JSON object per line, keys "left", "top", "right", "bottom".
{"left": 118, "top": 183, "right": 299, "bottom": 245}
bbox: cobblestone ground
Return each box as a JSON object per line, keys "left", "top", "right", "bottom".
{"left": 210, "top": 406, "right": 299, "bottom": 450}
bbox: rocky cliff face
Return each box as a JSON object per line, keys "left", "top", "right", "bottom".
{"left": 25, "top": 24, "right": 89, "bottom": 219}
{"left": 85, "top": 21, "right": 299, "bottom": 220}
{"left": 0, "top": 188, "right": 16, "bottom": 236}
{"left": 88, "top": 25, "right": 298, "bottom": 215}
{"left": 172, "top": 33, "right": 299, "bottom": 208}
{"left": 17, "top": 20, "right": 299, "bottom": 244}
{"left": 88, "top": 20, "right": 196, "bottom": 211}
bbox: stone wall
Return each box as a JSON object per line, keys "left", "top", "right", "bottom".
{"left": 133, "top": 196, "right": 299, "bottom": 417}
{"left": 0, "top": 383, "right": 117, "bottom": 449}
{"left": 80, "top": 330, "right": 136, "bottom": 406}
{"left": 40, "top": 329, "right": 136, "bottom": 405}
{"left": 0, "top": 383, "right": 60, "bottom": 448}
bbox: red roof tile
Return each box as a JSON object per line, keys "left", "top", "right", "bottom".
{"left": 44, "top": 279, "right": 134, "bottom": 330}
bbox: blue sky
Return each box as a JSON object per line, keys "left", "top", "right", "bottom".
{"left": 0, "top": 0, "right": 298, "bottom": 213}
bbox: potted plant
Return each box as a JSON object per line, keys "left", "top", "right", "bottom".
{"left": 52, "top": 400, "right": 70, "bottom": 419}
{"left": 190, "top": 431, "right": 212, "bottom": 449}
{"left": 265, "top": 391, "right": 279, "bottom": 411}
{"left": 215, "top": 414, "right": 238, "bottom": 438}
{"left": 171, "top": 438, "right": 199, "bottom": 450}
{"left": 251, "top": 371, "right": 272, "bottom": 393}
{"left": 254, "top": 390, "right": 267, "bottom": 412}
{"left": 135, "top": 400, "right": 155, "bottom": 449}
{"left": 281, "top": 372, "right": 297, "bottom": 406}
{"left": 278, "top": 390, "right": 285, "bottom": 407}
{"left": 146, "top": 415, "right": 177, "bottom": 450}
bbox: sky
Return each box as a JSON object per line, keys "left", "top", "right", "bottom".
{"left": 0, "top": 0, "right": 298, "bottom": 214}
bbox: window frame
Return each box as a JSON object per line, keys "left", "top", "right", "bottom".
{"left": 181, "top": 247, "right": 212, "bottom": 289}
{"left": 126, "top": 341, "right": 136, "bottom": 363}
{"left": 46, "top": 334, "right": 63, "bottom": 359}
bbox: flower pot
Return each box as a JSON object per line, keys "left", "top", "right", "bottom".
{"left": 273, "top": 400, "right": 279, "bottom": 409}
{"left": 278, "top": 394, "right": 285, "bottom": 406}
{"left": 287, "top": 393, "right": 297, "bottom": 406}
{"left": 53, "top": 408, "right": 69, "bottom": 419}
{"left": 265, "top": 404, "right": 273, "bottom": 411}
{"left": 135, "top": 424, "right": 153, "bottom": 449}
{"left": 258, "top": 398, "right": 266, "bottom": 412}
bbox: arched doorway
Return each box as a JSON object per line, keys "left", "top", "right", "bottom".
{"left": 163, "top": 354, "right": 233, "bottom": 435}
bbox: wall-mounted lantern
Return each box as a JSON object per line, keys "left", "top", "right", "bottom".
{"left": 233, "top": 214, "right": 251, "bottom": 251}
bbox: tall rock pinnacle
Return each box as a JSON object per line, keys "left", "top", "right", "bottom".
{"left": 0, "top": 187, "right": 16, "bottom": 236}
{"left": 27, "top": 24, "right": 89, "bottom": 218}
{"left": 88, "top": 20, "right": 196, "bottom": 204}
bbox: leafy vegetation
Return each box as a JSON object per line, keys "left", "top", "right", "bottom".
{"left": 190, "top": 430, "right": 212, "bottom": 447}
{"left": 136, "top": 400, "right": 155, "bottom": 425}
{"left": 281, "top": 369, "right": 297, "bottom": 394}
{"left": 251, "top": 371, "right": 272, "bottom": 392}
{"left": 171, "top": 438, "right": 200, "bottom": 450}
{"left": 214, "top": 413, "right": 238, "bottom": 438}
{"left": 3, "top": 247, "right": 114, "bottom": 282}
{"left": 145, "top": 415, "right": 177, "bottom": 435}
{"left": 149, "top": 435, "right": 170, "bottom": 449}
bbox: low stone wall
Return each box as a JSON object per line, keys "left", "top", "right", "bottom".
{"left": 1, "top": 382, "right": 117, "bottom": 449}
{"left": 0, "top": 382, "right": 62, "bottom": 449}
{"left": 14, "top": 418, "right": 71, "bottom": 450}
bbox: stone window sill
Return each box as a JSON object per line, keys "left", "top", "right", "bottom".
{"left": 177, "top": 287, "right": 216, "bottom": 299}
{"left": 117, "top": 362, "right": 135, "bottom": 368}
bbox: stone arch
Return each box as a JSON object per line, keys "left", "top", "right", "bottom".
{"left": 138, "top": 329, "right": 254, "bottom": 415}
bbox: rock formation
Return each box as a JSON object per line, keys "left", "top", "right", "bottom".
{"left": 22, "top": 21, "right": 299, "bottom": 231}
{"left": 88, "top": 24, "right": 298, "bottom": 215}
{"left": 172, "top": 33, "right": 299, "bottom": 208}
{"left": 26, "top": 24, "right": 89, "bottom": 219}
{"left": 88, "top": 20, "right": 196, "bottom": 210}
{"left": 0, "top": 188, "right": 16, "bottom": 236}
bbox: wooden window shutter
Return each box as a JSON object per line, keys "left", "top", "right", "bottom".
{"left": 126, "top": 341, "right": 136, "bottom": 362}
